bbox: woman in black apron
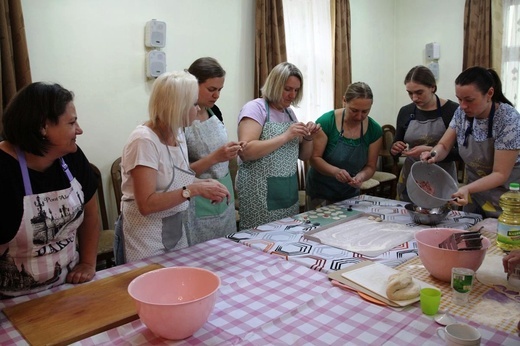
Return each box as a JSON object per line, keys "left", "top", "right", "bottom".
{"left": 422, "top": 67, "right": 520, "bottom": 218}
{"left": 237, "top": 62, "right": 320, "bottom": 230}
{"left": 391, "top": 66, "right": 459, "bottom": 202}
{"left": 306, "top": 82, "right": 383, "bottom": 209}
{"left": 0, "top": 82, "right": 99, "bottom": 297}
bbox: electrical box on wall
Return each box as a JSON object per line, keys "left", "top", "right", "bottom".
{"left": 145, "top": 19, "right": 166, "bottom": 48}
{"left": 428, "top": 62, "right": 440, "bottom": 80}
{"left": 146, "top": 50, "right": 166, "bottom": 78}
{"left": 425, "top": 42, "right": 440, "bottom": 60}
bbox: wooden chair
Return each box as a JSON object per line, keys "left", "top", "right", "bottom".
{"left": 111, "top": 157, "right": 122, "bottom": 216}
{"left": 228, "top": 157, "right": 240, "bottom": 231}
{"left": 90, "top": 163, "right": 116, "bottom": 270}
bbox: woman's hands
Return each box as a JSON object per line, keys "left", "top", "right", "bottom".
{"left": 67, "top": 262, "right": 96, "bottom": 284}
{"left": 334, "top": 169, "right": 363, "bottom": 188}
{"left": 285, "top": 121, "right": 321, "bottom": 142}
{"left": 390, "top": 140, "right": 408, "bottom": 156}
{"left": 214, "top": 141, "right": 247, "bottom": 162}
{"left": 191, "top": 179, "right": 231, "bottom": 204}
{"left": 503, "top": 250, "right": 520, "bottom": 276}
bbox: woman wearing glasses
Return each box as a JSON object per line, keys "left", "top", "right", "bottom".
{"left": 390, "top": 65, "right": 459, "bottom": 202}
{"left": 422, "top": 66, "right": 520, "bottom": 218}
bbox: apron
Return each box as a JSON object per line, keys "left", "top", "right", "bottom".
{"left": 459, "top": 103, "right": 520, "bottom": 218}
{"left": 122, "top": 143, "right": 195, "bottom": 263}
{"left": 397, "top": 95, "right": 457, "bottom": 202}
{"left": 237, "top": 100, "right": 299, "bottom": 230}
{"left": 0, "top": 148, "right": 81, "bottom": 297}
{"left": 306, "top": 109, "right": 368, "bottom": 202}
{"left": 184, "top": 111, "right": 236, "bottom": 245}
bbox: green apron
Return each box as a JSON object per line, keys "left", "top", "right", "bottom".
{"left": 237, "top": 100, "right": 299, "bottom": 230}
{"left": 184, "top": 111, "right": 236, "bottom": 245}
{"left": 306, "top": 109, "right": 367, "bottom": 202}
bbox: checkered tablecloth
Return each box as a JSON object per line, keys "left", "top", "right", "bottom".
{"left": 1, "top": 237, "right": 518, "bottom": 345}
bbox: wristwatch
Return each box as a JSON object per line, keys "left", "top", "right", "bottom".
{"left": 182, "top": 186, "right": 191, "bottom": 201}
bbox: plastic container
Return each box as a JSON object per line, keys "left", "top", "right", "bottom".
{"left": 407, "top": 162, "right": 458, "bottom": 209}
{"left": 497, "top": 182, "right": 520, "bottom": 251}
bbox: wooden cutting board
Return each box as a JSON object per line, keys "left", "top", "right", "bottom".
{"left": 3, "top": 263, "right": 163, "bottom": 346}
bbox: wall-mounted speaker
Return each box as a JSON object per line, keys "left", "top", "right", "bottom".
{"left": 145, "top": 19, "right": 166, "bottom": 48}
{"left": 146, "top": 50, "right": 166, "bottom": 78}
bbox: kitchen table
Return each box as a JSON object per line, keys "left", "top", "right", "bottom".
{"left": 1, "top": 195, "right": 518, "bottom": 345}
{"left": 0, "top": 237, "right": 517, "bottom": 345}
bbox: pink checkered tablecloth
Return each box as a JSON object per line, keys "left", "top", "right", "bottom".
{"left": 1, "top": 238, "right": 518, "bottom": 345}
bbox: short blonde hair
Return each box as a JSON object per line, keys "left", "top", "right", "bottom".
{"left": 148, "top": 71, "right": 198, "bottom": 143}
{"left": 261, "top": 62, "right": 303, "bottom": 107}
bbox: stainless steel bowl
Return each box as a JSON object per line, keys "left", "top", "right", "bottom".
{"left": 405, "top": 203, "right": 450, "bottom": 225}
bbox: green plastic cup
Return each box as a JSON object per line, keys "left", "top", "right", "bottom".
{"left": 420, "top": 287, "right": 441, "bottom": 315}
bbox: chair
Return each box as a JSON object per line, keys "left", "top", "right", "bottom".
{"left": 360, "top": 178, "right": 380, "bottom": 196}
{"left": 372, "top": 124, "right": 399, "bottom": 199}
{"left": 90, "top": 163, "right": 116, "bottom": 270}
{"left": 111, "top": 157, "right": 122, "bottom": 216}
{"left": 229, "top": 157, "right": 240, "bottom": 231}
{"left": 297, "top": 159, "right": 309, "bottom": 212}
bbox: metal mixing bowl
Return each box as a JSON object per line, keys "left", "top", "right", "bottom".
{"left": 405, "top": 203, "right": 451, "bottom": 225}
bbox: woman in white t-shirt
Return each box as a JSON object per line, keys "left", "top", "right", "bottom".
{"left": 115, "top": 71, "right": 230, "bottom": 263}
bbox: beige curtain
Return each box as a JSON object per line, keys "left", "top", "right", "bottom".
{"left": 332, "top": 0, "right": 351, "bottom": 109}
{"left": 0, "top": 0, "right": 31, "bottom": 134}
{"left": 463, "top": 0, "right": 492, "bottom": 69}
{"left": 490, "top": 0, "right": 503, "bottom": 74}
{"left": 254, "top": 0, "right": 287, "bottom": 98}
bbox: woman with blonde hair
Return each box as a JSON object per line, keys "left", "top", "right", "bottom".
{"left": 116, "top": 71, "right": 229, "bottom": 263}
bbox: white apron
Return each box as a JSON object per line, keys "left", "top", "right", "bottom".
{"left": 122, "top": 143, "right": 195, "bottom": 263}
{"left": 184, "top": 112, "right": 236, "bottom": 245}
{"left": 0, "top": 148, "right": 81, "bottom": 297}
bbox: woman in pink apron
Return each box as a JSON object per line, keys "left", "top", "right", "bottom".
{"left": 184, "top": 57, "right": 246, "bottom": 245}
{"left": 422, "top": 67, "right": 520, "bottom": 218}
{"left": 116, "top": 71, "right": 230, "bottom": 264}
{"left": 0, "top": 82, "right": 100, "bottom": 297}
{"left": 236, "top": 62, "right": 321, "bottom": 230}
{"left": 391, "top": 66, "right": 460, "bottom": 202}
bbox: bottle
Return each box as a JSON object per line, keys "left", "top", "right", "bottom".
{"left": 497, "top": 182, "right": 520, "bottom": 251}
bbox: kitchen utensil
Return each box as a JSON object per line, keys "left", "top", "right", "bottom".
{"left": 405, "top": 203, "right": 450, "bottom": 225}
{"left": 434, "top": 309, "right": 457, "bottom": 326}
{"left": 438, "top": 230, "right": 482, "bottom": 250}
{"left": 3, "top": 263, "right": 163, "bottom": 346}
{"left": 415, "top": 228, "right": 490, "bottom": 282}
{"left": 407, "top": 161, "right": 458, "bottom": 208}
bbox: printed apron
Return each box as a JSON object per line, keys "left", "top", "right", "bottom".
{"left": 0, "top": 148, "right": 81, "bottom": 297}
{"left": 237, "top": 101, "right": 299, "bottom": 230}
{"left": 459, "top": 105, "right": 520, "bottom": 218}
{"left": 306, "top": 109, "right": 368, "bottom": 202}
{"left": 397, "top": 100, "right": 457, "bottom": 202}
{"left": 122, "top": 144, "right": 195, "bottom": 263}
{"left": 184, "top": 112, "right": 236, "bottom": 245}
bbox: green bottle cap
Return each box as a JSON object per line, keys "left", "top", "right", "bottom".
{"left": 510, "top": 182, "right": 520, "bottom": 190}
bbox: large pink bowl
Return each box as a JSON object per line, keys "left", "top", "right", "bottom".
{"left": 128, "top": 267, "right": 220, "bottom": 340}
{"left": 415, "top": 228, "right": 490, "bottom": 282}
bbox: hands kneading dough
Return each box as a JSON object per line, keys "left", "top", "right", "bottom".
{"left": 386, "top": 272, "right": 420, "bottom": 301}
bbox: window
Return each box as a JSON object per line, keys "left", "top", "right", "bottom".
{"left": 283, "top": 0, "right": 334, "bottom": 123}
{"left": 501, "top": 0, "right": 520, "bottom": 110}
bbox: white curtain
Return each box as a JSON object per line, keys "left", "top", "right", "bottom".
{"left": 283, "top": 0, "right": 333, "bottom": 123}
{"left": 501, "top": 0, "right": 520, "bottom": 110}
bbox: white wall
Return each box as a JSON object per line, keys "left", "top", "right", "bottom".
{"left": 351, "top": 0, "right": 465, "bottom": 126}
{"left": 21, "top": 0, "right": 255, "bottom": 223}
{"left": 21, "top": 0, "right": 464, "bottom": 224}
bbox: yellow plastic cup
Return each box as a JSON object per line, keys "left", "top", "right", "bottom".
{"left": 420, "top": 287, "right": 442, "bottom": 315}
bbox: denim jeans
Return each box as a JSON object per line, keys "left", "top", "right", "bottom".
{"left": 114, "top": 214, "right": 126, "bottom": 265}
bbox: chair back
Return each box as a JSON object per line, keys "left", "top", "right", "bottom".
{"left": 90, "top": 163, "right": 109, "bottom": 230}
{"left": 111, "top": 157, "right": 122, "bottom": 215}
{"left": 381, "top": 124, "right": 400, "bottom": 175}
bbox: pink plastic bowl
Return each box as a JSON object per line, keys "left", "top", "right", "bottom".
{"left": 128, "top": 266, "right": 220, "bottom": 340}
{"left": 415, "top": 228, "right": 490, "bottom": 282}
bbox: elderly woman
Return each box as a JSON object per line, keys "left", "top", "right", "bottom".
{"left": 116, "top": 71, "right": 229, "bottom": 264}
{"left": 236, "top": 62, "right": 320, "bottom": 230}
{"left": 0, "top": 82, "right": 100, "bottom": 297}
{"left": 306, "top": 82, "right": 383, "bottom": 209}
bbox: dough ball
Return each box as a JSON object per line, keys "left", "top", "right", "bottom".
{"left": 386, "top": 272, "right": 420, "bottom": 301}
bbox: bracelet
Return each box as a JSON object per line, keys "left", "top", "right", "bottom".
{"left": 303, "top": 136, "right": 313, "bottom": 141}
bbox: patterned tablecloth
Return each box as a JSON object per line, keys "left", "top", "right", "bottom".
{"left": 229, "top": 195, "right": 483, "bottom": 272}
{"left": 0, "top": 237, "right": 518, "bottom": 345}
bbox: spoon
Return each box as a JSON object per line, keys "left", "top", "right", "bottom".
{"left": 434, "top": 309, "right": 457, "bottom": 326}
